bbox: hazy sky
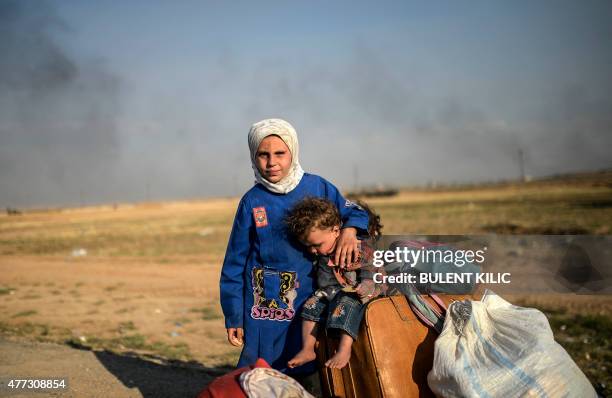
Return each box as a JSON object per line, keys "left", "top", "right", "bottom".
{"left": 1, "top": 0, "right": 611, "bottom": 207}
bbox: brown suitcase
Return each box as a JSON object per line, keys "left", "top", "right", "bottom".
{"left": 316, "top": 293, "right": 478, "bottom": 398}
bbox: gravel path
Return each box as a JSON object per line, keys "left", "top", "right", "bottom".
{"left": 0, "top": 338, "right": 225, "bottom": 397}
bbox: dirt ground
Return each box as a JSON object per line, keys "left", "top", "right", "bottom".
{"left": 0, "top": 256, "right": 237, "bottom": 397}
{"left": 0, "top": 254, "right": 609, "bottom": 397}
{"left": 1, "top": 174, "right": 611, "bottom": 396}
{"left": 0, "top": 256, "right": 237, "bottom": 368}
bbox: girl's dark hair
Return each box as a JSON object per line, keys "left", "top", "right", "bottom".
{"left": 355, "top": 200, "right": 383, "bottom": 240}
{"left": 285, "top": 197, "right": 383, "bottom": 241}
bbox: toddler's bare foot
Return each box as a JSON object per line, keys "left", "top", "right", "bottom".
{"left": 288, "top": 348, "right": 317, "bottom": 368}
{"left": 325, "top": 347, "right": 351, "bottom": 369}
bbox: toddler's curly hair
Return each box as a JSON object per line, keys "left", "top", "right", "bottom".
{"left": 285, "top": 197, "right": 383, "bottom": 241}
{"left": 285, "top": 197, "right": 340, "bottom": 242}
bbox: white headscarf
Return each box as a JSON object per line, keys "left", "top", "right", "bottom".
{"left": 248, "top": 118, "right": 305, "bottom": 194}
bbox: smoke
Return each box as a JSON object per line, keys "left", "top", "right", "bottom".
{"left": 1, "top": 2, "right": 610, "bottom": 207}
{"left": 239, "top": 50, "right": 612, "bottom": 188}
{"left": 0, "top": 0, "right": 120, "bottom": 207}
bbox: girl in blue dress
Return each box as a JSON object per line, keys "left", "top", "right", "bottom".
{"left": 219, "top": 118, "right": 369, "bottom": 373}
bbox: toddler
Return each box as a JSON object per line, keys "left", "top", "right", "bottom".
{"left": 285, "top": 197, "right": 384, "bottom": 369}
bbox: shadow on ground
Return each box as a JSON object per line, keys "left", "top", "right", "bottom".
{"left": 91, "top": 350, "right": 233, "bottom": 398}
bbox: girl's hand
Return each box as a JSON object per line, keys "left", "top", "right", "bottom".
{"left": 227, "top": 327, "right": 244, "bottom": 347}
{"left": 334, "top": 227, "right": 359, "bottom": 268}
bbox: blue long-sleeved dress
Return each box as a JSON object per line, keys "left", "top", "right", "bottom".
{"left": 219, "top": 173, "right": 369, "bottom": 372}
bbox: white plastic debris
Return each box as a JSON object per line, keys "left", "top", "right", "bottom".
{"left": 198, "top": 227, "right": 215, "bottom": 237}
{"left": 71, "top": 248, "right": 88, "bottom": 257}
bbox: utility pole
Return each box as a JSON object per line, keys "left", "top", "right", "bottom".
{"left": 518, "top": 148, "right": 526, "bottom": 182}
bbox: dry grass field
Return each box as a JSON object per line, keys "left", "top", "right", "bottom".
{"left": 1, "top": 171, "right": 611, "bottom": 395}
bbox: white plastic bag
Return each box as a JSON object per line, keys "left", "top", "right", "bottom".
{"left": 428, "top": 290, "right": 596, "bottom": 398}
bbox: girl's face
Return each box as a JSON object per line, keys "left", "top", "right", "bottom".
{"left": 255, "top": 135, "right": 292, "bottom": 183}
{"left": 304, "top": 225, "right": 340, "bottom": 256}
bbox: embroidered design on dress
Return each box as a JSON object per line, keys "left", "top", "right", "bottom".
{"left": 251, "top": 267, "right": 297, "bottom": 321}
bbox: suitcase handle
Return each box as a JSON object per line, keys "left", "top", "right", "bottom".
{"left": 389, "top": 295, "right": 411, "bottom": 321}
